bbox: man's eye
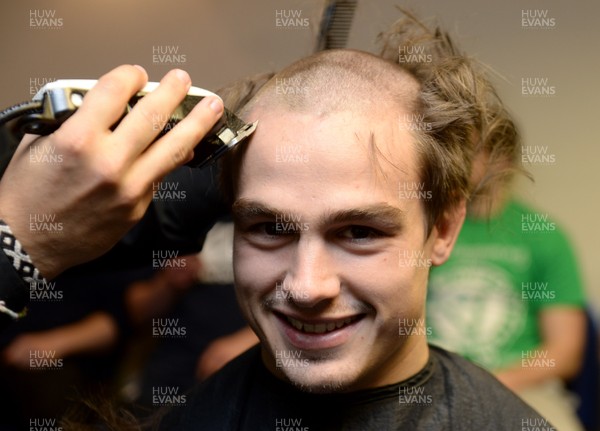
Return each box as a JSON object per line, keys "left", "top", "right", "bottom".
{"left": 265, "top": 222, "right": 291, "bottom": 236}
{"left": 257, "top": 222, "right": 296, "bottom": 236}
{"left": 338, "top": 226, "right": 380, "bottom": 241}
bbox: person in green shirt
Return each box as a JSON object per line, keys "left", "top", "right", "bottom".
{"left": 380, "top": 19, "right": 587, "bottom": 427}
{"left": 427, "top": 152, "right": 587, "bottom": 430}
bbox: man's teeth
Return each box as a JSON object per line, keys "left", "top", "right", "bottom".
{"left": 285, "top": 316, "right": 358, "bottom": 334}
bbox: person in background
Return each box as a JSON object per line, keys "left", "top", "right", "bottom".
{"left": 381, "top": 14, "right": 588, "bottom": 431}
{"left": 426, "top": 153, "right": 586, "bottom": 430}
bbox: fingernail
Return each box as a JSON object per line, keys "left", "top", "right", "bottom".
{"left": 207, "top": 97, "right": 223, "bottom": 114}
{"left": 133, "top": 64, "right": 147, "bottom": 74}
{"left": 174, "top": 69, "right": 191, "bottom": 86}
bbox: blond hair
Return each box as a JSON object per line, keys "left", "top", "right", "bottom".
{"left": 379, "top": 11, "right": 528, "bottom": 211}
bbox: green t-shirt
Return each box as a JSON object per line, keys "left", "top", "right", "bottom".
{"left": 426, "top": 199, "right": 585, "bottom": 370}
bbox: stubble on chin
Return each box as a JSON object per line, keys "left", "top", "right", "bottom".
{"left": 276, "top": 356, "right": 357, "bottom": 394}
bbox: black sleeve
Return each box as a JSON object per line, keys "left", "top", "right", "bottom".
{"left": 66, "top": 163, "right": 230, "bottom": 273}
{"left": 150, "top": 163, "right": 230, "bottom": 254}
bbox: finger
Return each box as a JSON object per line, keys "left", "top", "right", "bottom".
{"left": 113, "top": 68, "right": 193, "bottom": 161}
{"left": 125, "top": 95, "right": 223, "bottom": 185}
{"left": 65, "top": 65, "right": 148, "bottom": 133}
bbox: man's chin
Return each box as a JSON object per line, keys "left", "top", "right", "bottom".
{"left": 260, "top": 325, "right": 370, "bottom": 393}
{"left": 275, "top": 360, "right": 359, "bottom": 394}
{"left": 285, "top": 372, "right": 348, "bottom": 394}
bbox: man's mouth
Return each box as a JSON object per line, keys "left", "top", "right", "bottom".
{"left": 274, "top": 311, "right": 366, "bottom": 350}
{"left": 284, "top": 315, "right": 362, "bottom": 334}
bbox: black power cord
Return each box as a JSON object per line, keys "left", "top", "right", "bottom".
{"left": 0, "top": 100, "right": 43, "bottom": 126}
{"left": 0, "top": 100, "right": 44, "bottom": 178}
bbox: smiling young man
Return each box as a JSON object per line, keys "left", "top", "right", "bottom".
{"left": 159, "top": 48, "right": 551, "bottom": 430}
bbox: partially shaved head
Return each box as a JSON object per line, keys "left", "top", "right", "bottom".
{"left": 222, "top": 48, "right": 474, "bottom": 232}
{"left": 241, "top": 49, "right": 420, "bottom": 118}
{"left": 225, "top": 48, "right": 471, "bottom": 394}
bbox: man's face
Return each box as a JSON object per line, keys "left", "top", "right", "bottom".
{"left": 232, "top": 106, "right": 454, "bottom": 392}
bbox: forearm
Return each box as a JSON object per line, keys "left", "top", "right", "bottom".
{"left": 49, "top": 312, "right": 119, "bottom": 358}
{"left": 495, "top": 340, "right": 584, "bottom": 392}
{"left": 196, "top": 326, "right": 259, "bottom": 379}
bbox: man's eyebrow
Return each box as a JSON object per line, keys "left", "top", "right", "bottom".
{"left": 325, "top": 205, "right": 406, "bottom": 230}
{"left": 232, "top": 199, "right": 405, "bottom": 230}
{"left": 232, "top": 199, "right": 281, "bottom": 222}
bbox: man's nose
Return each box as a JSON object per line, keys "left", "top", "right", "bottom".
{"left": 281, "top": 236, "right": 341, "bottom": 308}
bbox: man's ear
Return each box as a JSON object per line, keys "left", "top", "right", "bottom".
{"left": 429, "top": 200, "right": 466, "bottom": 266}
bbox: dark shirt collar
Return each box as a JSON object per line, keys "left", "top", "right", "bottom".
{"left": 253, "top": 345, "right": 436, "bottom": 406}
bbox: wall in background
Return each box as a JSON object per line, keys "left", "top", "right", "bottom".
{"left": 0, "top": 0, "right": 325, "bottom": 103}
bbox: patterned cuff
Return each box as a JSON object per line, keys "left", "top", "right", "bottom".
{"left": 0, "top": 219, "right": 46, "bottom": 319}
{"left": 0, "top": 219, "right": 46, "bottom": 284}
